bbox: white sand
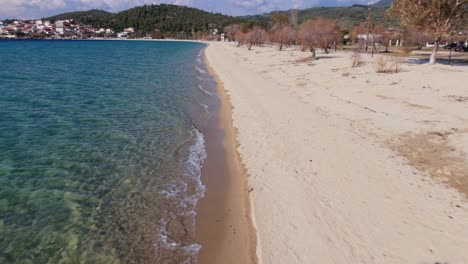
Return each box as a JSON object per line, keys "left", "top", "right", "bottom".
{"left": 205, "top": 42, "right": 468, "bottom": 264}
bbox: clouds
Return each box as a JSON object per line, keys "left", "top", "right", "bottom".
{"left": 0, "top": 0, "right": 382, "bottom": 19}
{"left": 230, "top": 0, "right": 265, "bottom": 9}
{"left": 0, "top": 0, "right": 66, "bottom": 18}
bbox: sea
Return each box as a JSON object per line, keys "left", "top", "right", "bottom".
{"left": 0, "top": 39, "right": 219, "bottom": 263}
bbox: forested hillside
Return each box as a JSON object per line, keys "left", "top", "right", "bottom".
{"left": 47, "top": 4, "right": 240, "bottom": 34}
{"left": 242, "top": 2, "right": 399, "bottom": 32}
{"left": 47, "top": 9, "right": 112, "bottom": 25}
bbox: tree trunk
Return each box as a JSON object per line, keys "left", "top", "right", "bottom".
{"left": 310, "top": 46, "right": 316, "bottom": 60}
{"left": 279, "top": 43, "right": 283, "bottom": 51}
{"left": 248, "top": 43, "right": 252, "bottom": 50}
{"left": 429, "top": 39, "right": 439, "bottom": 64}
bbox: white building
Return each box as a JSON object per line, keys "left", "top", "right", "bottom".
{"left": 356, "top": 34, "right": 381, "bottom": 41}
{"left": 55, "top": 20, "right": 64, "bottom": 34}
{"left": 117, "top": 32, "right": 129, "bottom": 38}
{"left": 105, "top": 28, "right": 114, "bottom": 34}
{"left": 124, "top": 27, "right": 135, "bottom": 33}
{"left": 35, "top": 20, "right": 42, "bottom": 26}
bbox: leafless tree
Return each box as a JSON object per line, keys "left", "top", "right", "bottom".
{"left": 271, "top": 25, "right": 297, "bottom": 51}
{"left": 374, "top": 25, "right": 392, "bottom": 52}
{"left": 350, "top": 23, "right": 367, "bottom": 49}
{"left": 247, "top": 27, "right": 268, "bottom": 50}
{"left": 405, "top": 26, "right": 432, "bottom": 49}
{"left": 224, "top": 24, "right": 241, "bottom": 42}
{"left": 235, "top": 31, "right": 248, "bottom": 47}
{"left": 299, "top": 18, "right": 341, "bottom": 59}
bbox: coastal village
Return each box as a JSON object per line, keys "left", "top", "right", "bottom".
{"left": 0, "top": 19, "right": 139, "bottom": 39}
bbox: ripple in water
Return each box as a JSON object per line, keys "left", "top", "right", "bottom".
{"left": 0, "top": 40, "right": 212, "bottom": 263}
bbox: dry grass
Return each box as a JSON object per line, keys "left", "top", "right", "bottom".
{"left": 351, "top": 52, "right": 364, "bottom": 68}
{"left": 375, "top": 55, "right": 403, "bottom": 74}
{"left": 393, "top": 130, "right": 468, "bottom": 198}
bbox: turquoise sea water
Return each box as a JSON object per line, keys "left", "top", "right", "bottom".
{"left": 0, "top": 40, "right": 216, "bottom": 263}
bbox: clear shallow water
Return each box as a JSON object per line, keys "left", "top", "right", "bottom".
{"left": 0, "top": 40, "right": 215, "bottom": 263}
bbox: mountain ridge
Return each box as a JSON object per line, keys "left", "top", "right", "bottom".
{"left": 241, "top": 0, "right": 398, "bottom": 32}
{"left": 44, "top": 0, "right": 397, "bottom": 34}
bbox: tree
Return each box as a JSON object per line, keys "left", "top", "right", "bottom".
{"left": 247, "top": 26, "right": 268, "bottom": 50}
{"left": 223, "top": 24, "right": 241, "bottom": 41}
{"left": 389, "top": 0, "right": 467, "bottom": 64}
{"left": 235, "top": 31, "right": 248, "bottom": 46}
{"left": 270, "top": 12, "right": 295, "bottom": 51}
{"left": 374, "top": 25, "right": 391, "bottom": 52}
{"left": 350, "top": 23, "right": 367, "bottom": 47}
{"left": 299, "top": 18, "right": 341, "bottom": 59}
{"left": 290, "top": 10, "right": 299, "bottom": 28}
{"left": 271, "top": 13, "right": 290, "bottom": 30}
{"left": 270, "top": 25, "right": 297, "bottom": 51}
{"left": 405, "top": 25, "right": 432, "bottom": 49}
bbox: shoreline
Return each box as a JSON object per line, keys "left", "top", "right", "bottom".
{"left": 194, "top": 46, "right": 257, "bottom": 263}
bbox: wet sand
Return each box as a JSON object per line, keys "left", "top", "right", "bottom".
{"left": 194, "top": 52, "right": 257, "bottom": 264}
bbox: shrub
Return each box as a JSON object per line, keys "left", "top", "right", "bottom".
{"left": 351, "top": 52, "right": 364, "bottom": 68}
{"left": 375, "top": 55, "right": 402, "bottom": 73}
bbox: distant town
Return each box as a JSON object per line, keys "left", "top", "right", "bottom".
{"left": 0, "top": 19, "right": 139, "bottom": 39}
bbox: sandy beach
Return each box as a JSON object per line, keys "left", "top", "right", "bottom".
{"left": 204, "top": 42, "right": 468, "bottom": 263}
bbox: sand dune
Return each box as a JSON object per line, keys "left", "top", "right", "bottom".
{"left": 205, "top": 42, "right": 468, "bottom": 264}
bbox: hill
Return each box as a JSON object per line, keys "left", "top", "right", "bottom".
{"left": 242, "top": 1, "right": 399, "bottom": 32}
{"left": 47, "top": 4, "right": 240, "bottom": 35}
{"left": 108, "top": 4, "right": 240, "bottom": 33}
{"left": 47, "top": 9, "right": 112, "bottom": 26}
{"left": 371, "top": 0, "right": 393, "bottom": 7}
{"left": 46, "top": 1, "right": 400, "bottom": 35}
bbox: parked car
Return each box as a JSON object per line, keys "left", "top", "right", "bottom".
{"left": 443, "top": 43, "right": 457, "bottom": 49}
{"left": 454, "top": 44, "right": 468, "bottom": 52}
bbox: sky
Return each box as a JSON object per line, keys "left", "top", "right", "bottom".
{"left": 0, "top": 0, "right": 380, "bottom": 20}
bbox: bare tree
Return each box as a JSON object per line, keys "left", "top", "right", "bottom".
{"left": 350, "top": 23, "right": 367, "bottom": 49}
{"left": 405, "top": 25, "right": 432, "bottom": 49}
{"left": 299, "top": 20, "right": 318, "bottom": 59}
{"left": 299, "top": 18, "right": 341, "bottom": 59}
{"left": 271, "top": 25, "right": 297, "bottom": 51}
{"left": 389, "top": 0, "right": 467, "bottom": 64}
{"left": 374, "top": 25, "right": 392, "bottom": 52}
{"left": 223, "top": 24, "right": 241, "bottom": 42}
{"left": 235, "top": 31, "right": 248, "bottom": 47}
{"left": 247, "top": 27, "right": 268, "bottom": 50}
